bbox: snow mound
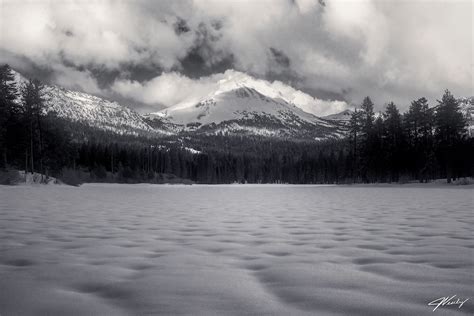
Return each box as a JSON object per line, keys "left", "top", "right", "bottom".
{"left": 0, "top": 170, "right": 62, "bottom": 185}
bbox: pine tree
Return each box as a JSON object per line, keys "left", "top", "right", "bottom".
{"left": 373, "top": 115, "right": 385, "bottom": 181}
{"left": 434, "top": 90, "right": 466, "bottom": 183}
{"left": 360, "top": 96, "right": 375, "bottom": 136}
{"left": 359, "top": 97, "right": 376, "bottom": 182}
{"left": 383, "top": 102, "right": 403, "bottom": 182}
{"left": 435, "top": 90, "right": 466, "bottom": 145}
{"left": 404, "top": 97, "right": 434, "bottom": 182}
{"left": 0, "top": 64, "right": 19, "bottom": 168}
{"left": 21, "top": 79, "right": 45, "bottom": 174}
{"left": 348, "top": 109, "right": 363, "bottom": 181}
{"left": 404, "top": 97, "right": 433, "bottom": 143}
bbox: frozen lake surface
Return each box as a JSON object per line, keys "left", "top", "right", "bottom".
{"left": 0, "top": 184, "right": 472, "bottom": 315}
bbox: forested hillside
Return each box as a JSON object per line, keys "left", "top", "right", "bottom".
{"left": 1, "top": 65, "right": 472, "bottom": 184}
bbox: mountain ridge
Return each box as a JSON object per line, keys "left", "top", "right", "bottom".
{"left": 8, "top": 68, "right": 473, "bottom": 140}
{"left": 10, "top": 69, "right": 160, "bottom": 136}
{"left": 10, "top": 68, "right": 347, "bottom": 140}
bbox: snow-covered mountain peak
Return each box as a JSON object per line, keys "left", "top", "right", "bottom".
{"left": 212, "top": 71, "right": 285, "bottom": 99}
{"left": 151, "top": 70, "right": 349, "bottom": 117}
{"left": 212, "top": 70, "right": 348, "bottom": 116}
{"left": 158, "top": 85, "right": 314, "bottom": 126}
{"left": 148, "top": 84, "right": 346, "bottom": 139}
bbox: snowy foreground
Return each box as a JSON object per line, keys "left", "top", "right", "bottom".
{"left": 0, "top": 184, "right": 472, "bottom": 316}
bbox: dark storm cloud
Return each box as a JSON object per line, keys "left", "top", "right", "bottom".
{"left": 0, "top": 0, "right": 471, "bottom": 113}
{"left": 173, "top": 17, "right": 191, "bottom": 35}
{"left": 0, "top": 50, "right": 56, "bottom": 83}
{"left": 175, "top": 20, "right": 235, "bottom": 78}
{"left": 269, "top": 48, "right": 291, "bottom": 69}
{"left": 179, "top": 48, "right": 235, "bottom": 79}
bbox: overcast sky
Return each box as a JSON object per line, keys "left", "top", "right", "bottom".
{"left": 0, "top": 0, "right": 472, "bottom": 114}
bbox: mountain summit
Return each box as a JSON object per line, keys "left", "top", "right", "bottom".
{"left": 149, "top": 70, "right": 349, "bottom": 117}
{"left": 147, "top": 85, "right": 346, "bottom": 139}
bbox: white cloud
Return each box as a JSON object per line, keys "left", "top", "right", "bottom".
{"left": 111, "top": 72, "right": 220, "bottom": 109}
{"left": 294, "top": 0, "right": 320, "bottom": 15}
{"left": 0, "top": 0, "right": 192, "bottom": 69}
{"left": 0, "top": 0, "right": 472, "bottom": 112}
{"left": 52, "top": 65, "right": 102, "bottom": 95}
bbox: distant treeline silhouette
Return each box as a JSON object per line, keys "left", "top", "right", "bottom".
{"left": 1, "top": 64, "right": 472, "bottom": 184}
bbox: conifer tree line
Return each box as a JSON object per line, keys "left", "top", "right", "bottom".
{"left": 0, "top": 65, "right": 73, "bottom": 178}
{"left": 347, "top": 94, "right": 471, "bottom": 183}
{"left": 0, "top": 64, "right": 472, "bottom": 184}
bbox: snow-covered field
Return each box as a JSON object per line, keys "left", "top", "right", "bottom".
{"left": 0, "top": 184, "right": 472, "bottom": 315}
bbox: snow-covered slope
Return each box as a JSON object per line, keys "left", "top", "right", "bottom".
{"left": 41, "top": 86, "right": 156, "bottom": 135}
{"left": 10, "top": 70, "right": 157, "bottom": 136}
{"left": 148, "top": 86, "right": 346, "bottom": 139}
{"left": 321, "top": 109, "right": 353, "bottom": 123}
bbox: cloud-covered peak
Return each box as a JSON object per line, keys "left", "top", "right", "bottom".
{"left": 112, "top": 69, "right": 348, "bottom": 116}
